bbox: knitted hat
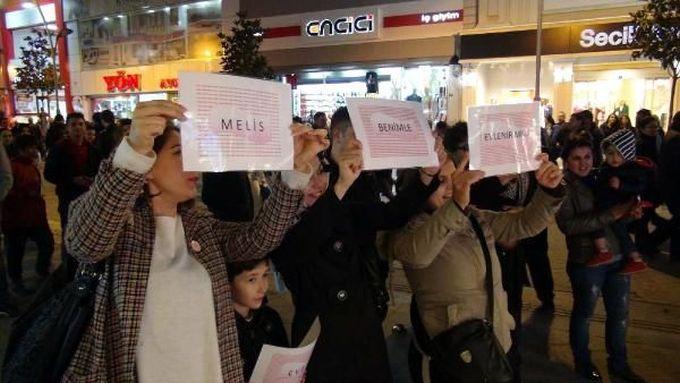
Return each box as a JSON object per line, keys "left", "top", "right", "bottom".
{"left": 602, "top": 129, "right": 636, "bottom": 161}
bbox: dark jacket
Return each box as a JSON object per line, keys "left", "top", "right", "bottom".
{"left": 556, "top": 171, "right": 623, "bottom": 264}
{"left": 202, "top": 172, "right": 254, "bottom": 222}
{"left": 595, "top": 161, "right": 647, "bottom": 209}
{"left": 270, "top": 173, "right": 436, "bottom": 383}
{"left": 637, "top": 134, "right": 662, "bottom": 165}
{"left": 235, "top": 305, "right": 288, "bottom": 381}
{"left": 660, "top": 134, "right": 680, "bottom": 215}
{"left": 2, "top": 156, "right": 48, "bottom": 231}
{"left": 44, "top": 139, "right": 101, "bottom": 204}
{"left": 95, "top": 126, "right": 124, "bottom": 159}
{"left": 45, "top": 123, "right": 67, "bottom": 151}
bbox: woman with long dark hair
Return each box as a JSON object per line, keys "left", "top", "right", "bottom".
{"left": 62, "top": 100, "right": 328, "bottom": 382}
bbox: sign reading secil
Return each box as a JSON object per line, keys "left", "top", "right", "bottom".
{"left": 579, "top": 25, "right": 636, "bottom": 48}
{"left": 305, "top": 14, "right": 375, "bottom": 37}
{"left": 461, "top": 22, "right": 638, "bottom": 60}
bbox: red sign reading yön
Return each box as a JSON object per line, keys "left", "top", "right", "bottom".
{"left": 103, "top": 71, "right": 141, "bottom": 93}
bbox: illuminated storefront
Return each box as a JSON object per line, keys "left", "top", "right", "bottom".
{"left": 253, "top": 0, "right": 464, "bottom": 123}
{"left": 66, "top": 0, "right": 221, "bottom": 118}
{"left": 459, "top": 21, "right": 674, "bottom": 128}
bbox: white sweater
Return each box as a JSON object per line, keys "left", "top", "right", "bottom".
{"left": 111, "top": 138, "right": 311, "bottom": 382}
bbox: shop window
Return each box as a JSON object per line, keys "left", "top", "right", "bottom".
{"left": 76, "top": 1, "right": 221, "bottom": 69}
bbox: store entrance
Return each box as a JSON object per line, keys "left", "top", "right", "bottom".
{"left": 573, "top": 70, "right": 671, "bottom": 129}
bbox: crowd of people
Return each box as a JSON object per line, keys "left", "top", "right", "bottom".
{"left": 0, "top": 100, "right": 677, "bottom": 383}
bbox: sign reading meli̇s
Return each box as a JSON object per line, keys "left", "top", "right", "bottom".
{"left": 178, "top": 72, "right": 293, "bottom": 172}
{"left": 346, "top": 98, "right": 438, "bottom": 170}
{"left": 467, "top": 102, "right": 542, "bottom": 177}
{"left": 103, "top": 71, "right": 141, "bottom": 93}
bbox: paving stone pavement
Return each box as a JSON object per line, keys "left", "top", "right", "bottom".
{"left": 1, "top": 182, "right": 679, "bottom": 382}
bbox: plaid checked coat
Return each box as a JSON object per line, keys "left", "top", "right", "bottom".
{"left": 61, "top": 159, "right": 303, "bottom": 383}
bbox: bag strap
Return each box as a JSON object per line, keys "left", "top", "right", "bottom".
{"left": 468, "top": 214, "right": 494, "bottom": 325}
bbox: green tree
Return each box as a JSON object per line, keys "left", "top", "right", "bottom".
{"left": 14, "top": 29, "right": 61, "bottom": 115}
{"left": 630, "top": 0, "right": 680, "bottom": 119}
{"left": 218, "top": 12, "right": 273, "bottom": 79}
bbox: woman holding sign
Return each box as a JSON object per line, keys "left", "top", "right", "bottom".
{"left": 379, "top": 125, "right": 565, "bottom": 383}
{"left": 270, "top": 107, "right": 446, "bottom": 383}
{"left": 61, "top": 100, "right": 328, "bottom": 383}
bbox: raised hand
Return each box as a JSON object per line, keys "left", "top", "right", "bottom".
{"left": 129, "top": 101, "right": 187, "bottom": 156}
{"left": 291, "top": 123, "right": 330, "bottom": 174}
{"left": 450, "top": 153, "right": 485, "bottom": 209}
{"left": 534, "top": 153, "right": 563, "bottom": 189}
{"left": 420, "top": 138, "right": 449, "bottom": 184}
{"left": 334, "top": 138, "right": 364, "bottom": 200}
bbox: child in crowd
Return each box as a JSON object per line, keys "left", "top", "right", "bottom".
{"left": 227, "top": 258, "right": 288, "bottom": 381}
{"left": 588, "top": 129, "right": 648, "bottom": 274}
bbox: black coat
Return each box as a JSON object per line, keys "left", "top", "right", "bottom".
{"left": 660, "top": 135, "right": 680, "bottom": 215}
{"left": 44, "top": 140, "right": 101, "bottom": 204}
{"left": 235, "top": 305, "right": 288, "bottom": 381}
{"left": 595, "top": 161, "right": 648, "bottom": 209}
{"left": 270, "top": 173, "right": 436, "bottom": 383}
{"left": 201, "top": 171, "right": 254, "bottom": 222}
{"left": 637, "top": 134, "right": 662, "bottom": 165}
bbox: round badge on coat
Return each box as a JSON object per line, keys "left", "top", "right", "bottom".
{"left": 190, "top": 240, "right": 202, "bottom": 252}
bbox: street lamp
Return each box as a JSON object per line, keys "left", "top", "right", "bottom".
{"left": 534, "top": 0, "right": 544, "bottom": 102}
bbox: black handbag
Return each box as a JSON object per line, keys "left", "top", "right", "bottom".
{"left": 2, "top": 262, "right": 104, "bottom": 383}
{"left": 411, "top": 214, "right": 513, "bottom": 383}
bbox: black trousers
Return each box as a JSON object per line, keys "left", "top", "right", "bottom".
{"left": 58, "top": 199, "right": 78, "bottom": 280}
{"left": 0, "top": 236, "right": 10, "bottom": 303}
{"left": 498, "top": 244, "right": 525, "bottom": 382}
{"left": 4, "top": 226, "right": 54, "bottom": 284}
{"left": 631, "top": 210, "right": 672, "bottom": 254}
{"left": 524, "top": 229, "right": 555, "bottom": 305}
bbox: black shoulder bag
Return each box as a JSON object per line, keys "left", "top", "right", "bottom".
{"left": 2, "top": 262, "right": 104, "bottom": 383}
{"left": 411, "top": 214, "right": 513, "bottom": 383}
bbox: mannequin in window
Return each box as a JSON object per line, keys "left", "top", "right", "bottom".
{"left": 406, "top": 90, "right": 422, "bottom": 103}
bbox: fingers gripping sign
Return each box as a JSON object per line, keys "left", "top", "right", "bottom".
{"left": 291, "top": 123, "right": 330, "bottom": 174}
{"left": 334, "top": 138, "right": 364, "bottom": 200}
{"left": 129, "top": 101, "right": 187, "bottom": 156}
{"left": 534, "top": 153, "right": 563, "bottom": 190}
{"left": 450, "top": 153, "right": 485, "bottom": 209}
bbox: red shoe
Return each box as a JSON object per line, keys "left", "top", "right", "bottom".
{"left": 620, "top": 259, "right": 648, "bottom": 275}
{"left": 586, "top": 251, "right": 614, "bottom": 267}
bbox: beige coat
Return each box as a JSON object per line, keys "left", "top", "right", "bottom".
{"left": 379, "top": 188, "right": 563, "bottom": 351}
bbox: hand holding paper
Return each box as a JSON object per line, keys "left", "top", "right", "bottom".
{"left": 292, "top": 123, "right": 330, "bottom": 174}
{"left": 450, "top": 153, "right": 485, "bottom": 210}
{"left": 129, "top": 100, "right": 187, "bottom": 157}
{"left": 534, "top": 153, "right": 563, "bottom": 189}
{"left": 334, "top": 138, "right": 364, "bottom": 200}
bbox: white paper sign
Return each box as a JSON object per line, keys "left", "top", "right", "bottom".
{"left": 249, "top": 341, "right": 316, "bottom": 383}
{"left": 179, "top": 72, "right": 293, "bottom": 172}
{"left": 467, "top": 102, "right": 542, "bottom": 177}
{"left": 346, "top": 98, "right": 439, "bottom": 170}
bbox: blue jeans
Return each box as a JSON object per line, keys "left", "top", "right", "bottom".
{"left": 567, "top": 260, "right": 630, "bottom": 372}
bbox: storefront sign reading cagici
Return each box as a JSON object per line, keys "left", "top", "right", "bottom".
{"left": 305, "top": 14, "right": 375, "bottom": 37}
